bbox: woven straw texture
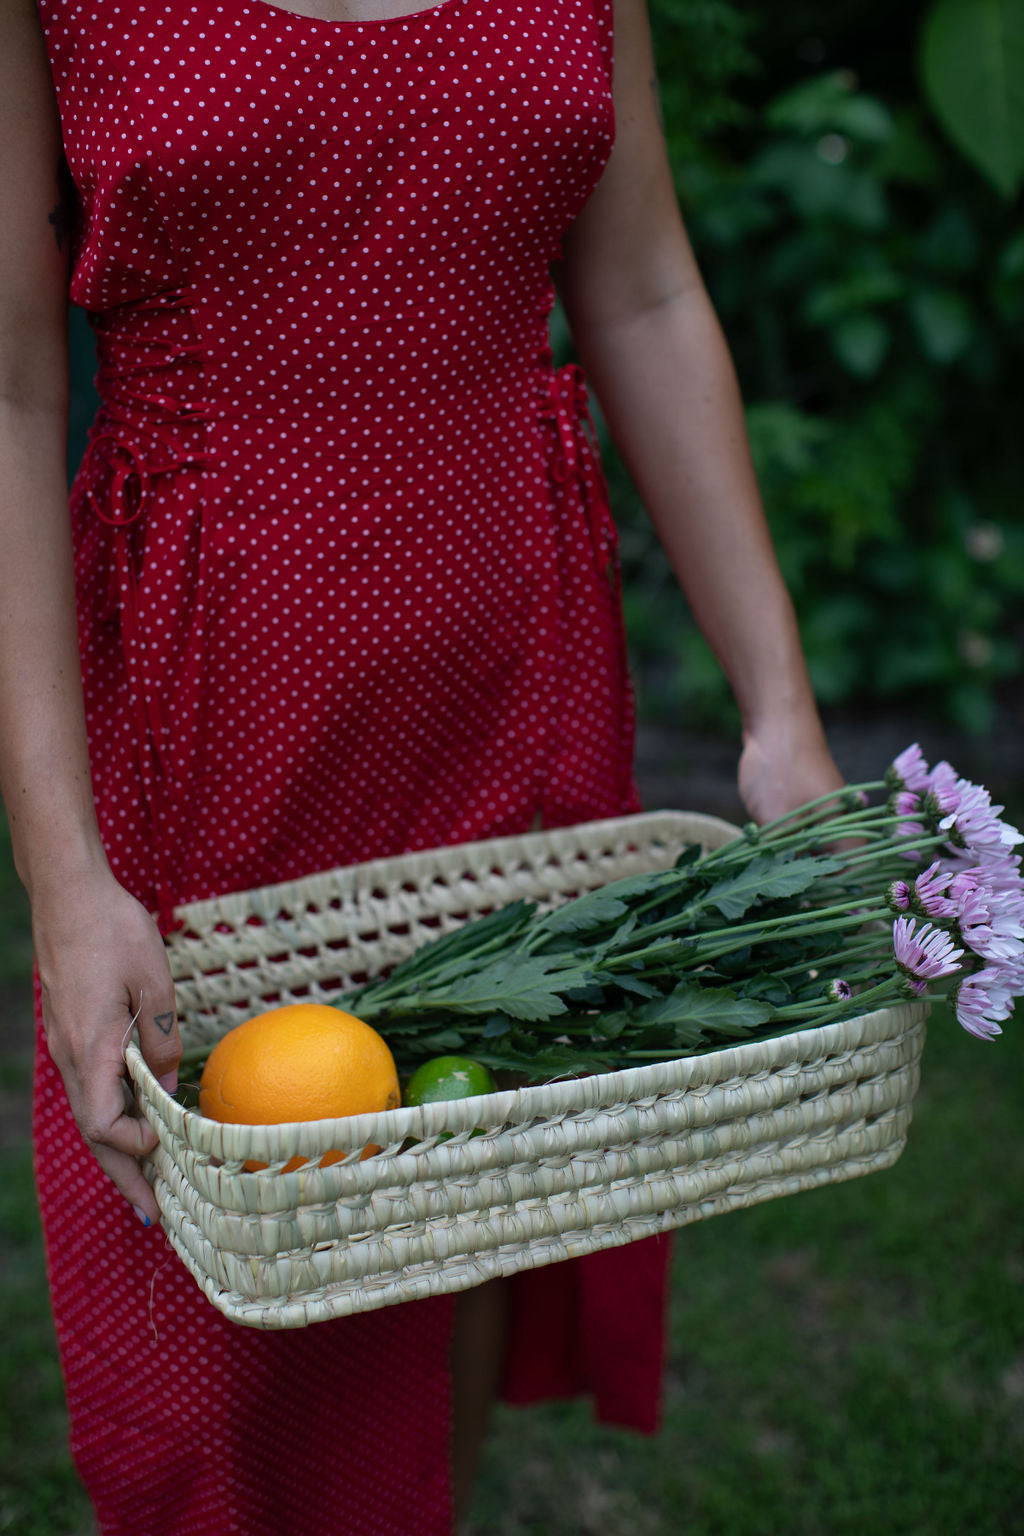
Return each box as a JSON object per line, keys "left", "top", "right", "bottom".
{"left": 128, "top": 812, "right": 927, "bottom": 1329}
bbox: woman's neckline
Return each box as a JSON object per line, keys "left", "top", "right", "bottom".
{"left": 231, "top": 0, "right": 464, "bottom": 27}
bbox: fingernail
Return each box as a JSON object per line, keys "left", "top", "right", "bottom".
{"left": 158, "top": 1072, "right": 178, "bottom": 1094}
{"left": 132, "top": 1205, "right": 152, "bottom": 1228}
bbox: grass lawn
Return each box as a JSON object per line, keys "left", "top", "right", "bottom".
{"left": 1, "top": 819, "right": 1021, "bottom": 1535}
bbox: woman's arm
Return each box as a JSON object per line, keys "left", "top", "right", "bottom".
{"left": 0, "top": 0, "right": 180, "bottom": 1221}
{"left": 558, "top": 0, "right": 844, "bottom": 821}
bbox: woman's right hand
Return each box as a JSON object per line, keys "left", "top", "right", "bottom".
{"left": 0, "top": 0, "right": 181, "bottom": 1224}
{"left": 32, "top": 863, "right": 181, "bottom": 1224}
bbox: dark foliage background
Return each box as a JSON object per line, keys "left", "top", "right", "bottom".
{"left": 597, "top": 0, "right": 1024, "bottom": 738}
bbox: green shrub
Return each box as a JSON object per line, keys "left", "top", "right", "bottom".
{"left": 615, "top": 1, "right": 1024, "bottom": 734}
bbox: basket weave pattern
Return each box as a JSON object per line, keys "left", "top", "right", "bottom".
{"left": 128, "top": 812, "right": 927, "bottom": 1328}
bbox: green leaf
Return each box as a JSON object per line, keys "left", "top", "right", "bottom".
{"left": 613, "top": 983, "right": 774, "bottom": 1047}
{"left": 563, "top": 983, "right": 607, "bottom": 1006}
{"left": 367, "top": 900, "right": 535, "bottom": 990}
{"left": 672, "top": 843, "right": 704, "bottom": 872}
{"left": 704, "top": 855, "right": 847, "bottom": 921}
{"left": 830, "top": 313, "right": 891, "bottom": 378}
{"left": 591, "top": 1011, "right": 629, "bottom": 1042}
{"left": 505, "top": 1044, "right": 614, "bottom": 1080}
{"left": 909, "top": 287, "right": 976, "bottom": 364}
{"left": 434, "top": 955, "right": 580, "bottom": 1021}
{"left": 765, "top": 72, "right": 893, "bottom": 144}
{"left": 803, "top": 270, "right": 906, "bottom": 326}
{"left": 999, "top": 228, "right": 1024, "bottom": 278}
{"left": 875, "top": 109, "right": 944, "bottom": 186}
{"left": 418, "top": 1030, "right": 466, "bottom": 1052}
{"left": 921, "top": 0, "right": 1024, "bottom": 199}
{"left": 537, "top": 870, "right": 672, "bottom": 936}
{"left": 916, "top": 205, "right": 981, "bottom": 274}
{"left": 613, "top": 973, "right": 661, "bottom": 1000}
{"left": 751, "top": 144, "right": 888, "bottom": 229}
{"left": 601, "top": 910, "right": 639, "bottom": 952}
{"left": 746, "top": 403, "right": 832, "bottom": 483}
{"left": 742, "top": 973, "right": 796, "bottom": 1006}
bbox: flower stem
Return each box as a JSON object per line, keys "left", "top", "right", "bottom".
{"left": 732, "top": 780, "right": 886, "bottom": 841}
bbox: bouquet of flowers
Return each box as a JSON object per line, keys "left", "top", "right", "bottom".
{"left": 342, "top": 744, "right": 1023, "bottom": 1079}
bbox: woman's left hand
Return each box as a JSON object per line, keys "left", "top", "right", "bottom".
{"left": 738, "top": 712, "right": 846, "bottom": 827}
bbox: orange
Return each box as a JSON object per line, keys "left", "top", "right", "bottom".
{"left": 198, "top": 1003, "right": 400, "bottom": 1171}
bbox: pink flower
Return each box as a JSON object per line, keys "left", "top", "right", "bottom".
{"left": 974, "top": 849, "right": 1024, "bottom": 896}
{"left": 893, "top": 791, "right": 925, "bottom": 836}
{"left": 924, "top": 760, "right": 961, "bottom": 819}
{"left": 892, "top": 916, "right": 965, "bottom": 980}
{"left": 892, "top": 790, "right": 921, "bottom": 819}
{"left": 995, "top": 952, "right": 1024, "bottom": 993}
{"left": 948, "top": 866, "right": 984, "bottom": 904}
{"left": 827, "top": 979, "right": 852, "bottom": 1002}
{"left": 957, "top": 887, "right": 1024, "bottom": 966}
{"left": 892, "top": 789, "right": 925, "bottom": 857}
{"left": 939, "top": 779, "right": 1024, "bottom": 855}
{"left": 945, "top": 848, "right": 1024, "bottom": 909}
{"left": 887, "top": 879, "right": 911, "bottom": 912}
{"left": 954, "top": 968, "right": 1015, "bottom": 1040}
{"left": 890, "top": 743, "right": 931, "bottom": 793}
{"left": 913, "top": 861, "right": 957, "bottom": 920}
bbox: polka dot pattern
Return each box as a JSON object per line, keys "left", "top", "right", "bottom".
{"left": 35, "top": 998, "right": 454, "bottom": 1535}
{"left": 31, "top": 0, "right": 657, "bottom": 1530}
{"left": 41, "top": 0, "right": 636, "bottom": 923}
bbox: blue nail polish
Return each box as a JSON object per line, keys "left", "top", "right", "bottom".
{"left": 132, "top": 1204, "right": 152, "bottom": 1228}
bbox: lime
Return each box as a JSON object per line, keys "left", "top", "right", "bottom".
{"left": 404, "top": 1055, "right": 497, "bottom": 1107}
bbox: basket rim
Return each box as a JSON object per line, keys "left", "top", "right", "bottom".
{"left": 127, "top": 999, "right": 928, "bottom": 1163}
{"left": 162, "top": 809, "right": 743, "bottom": 937}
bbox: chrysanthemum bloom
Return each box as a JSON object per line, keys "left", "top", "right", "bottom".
{"left": 892, "top": 916, "right": 965, "bottom": 980}
{"left": 890, "top": 743, "right": 931, "bottom": 794}
{"left": 892, "top": 789, "right": 921, "bottom": 819}
{"left": 948, "top": 866, "right": 984, "bottom": 903}
{"left": 957, "top": 887, "right": 1024, "bottom": 966}
{"left": 965, "top": 848, "right": 1024, "bottom": 896}
{"left": 924, "top": 760, "right": 961, "bottom": 820}
{"left": 953, "top": 968, "right": 1015, "bottom": 1040}
{"left": 892, "top": 789, "right": 926, "bottom": 854}
{"left": 913, "top": 861, "right": 958, "bottom": 920}
{"left": 940, "top": 779, "right": 1024, "bottom": 855}
{"left": 892, "top": 790, "right": 924, "bottom": 832}
{"left": 887, "top": 879, "right": 911, "bottom": 912}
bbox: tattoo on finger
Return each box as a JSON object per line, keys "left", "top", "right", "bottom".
{"left": 153, "top": 1011, "right": 175, "bottom": 1036}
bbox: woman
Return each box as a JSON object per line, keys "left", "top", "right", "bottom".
{"left": 0, "top": 0, "right": 844, "bottom": 1530}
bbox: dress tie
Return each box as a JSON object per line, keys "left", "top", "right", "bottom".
{"left": 83, "top": 288, "right": 209, "bottom": 933}
{"left": 543, "top": 361, "right": 618, "bottom": 592}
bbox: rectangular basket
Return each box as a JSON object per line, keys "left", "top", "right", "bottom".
{"left": 127, "top": 811, "right": 927, "bottom": 1329}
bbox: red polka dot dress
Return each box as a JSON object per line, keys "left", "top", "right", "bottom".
{"left": 32, "top": 0, "right": 671, "bottom": 1530}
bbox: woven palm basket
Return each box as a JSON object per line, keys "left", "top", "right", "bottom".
{"left": 127, "top": 811, "right": 927, "bottom": 1329}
